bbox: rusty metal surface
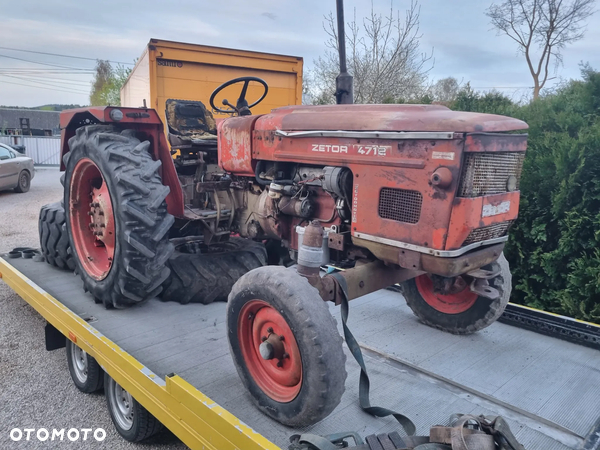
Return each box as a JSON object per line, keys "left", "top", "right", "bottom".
{"left": 420, "top": 244, "right": 504, "bottom": 277}
{"left": 327, "top": 231, "right": 346, "bottom": 251}
{"left": 325, "top": 260, "right": 422, "bottom": 304}
{"left": 217, "top": 115, "right": 259, "bottom": 176}
{"left": 464, "top": 132, "right": 528, "bottom": 153}
{"left": 255, "top": 104, "right": 528, "bottom": 133}
{"left": 352, "top": 235, "right": 504, "bottom": 277}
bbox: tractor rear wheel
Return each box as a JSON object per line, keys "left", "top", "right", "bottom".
{"left": 160, "top": 237, "right": 267, "bottom": 304}
{"left": 401, "top": 253, "right": 511, "bottom": 334}
{"left": 63, "top": 125, "right": 174, "bottom": 309}
{"left": 227, "top": 266, "right": 346, "bottom": 427}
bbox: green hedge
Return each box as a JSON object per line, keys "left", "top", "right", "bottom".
{"left": 450, "top": 71, "right": 600, "bottom": 323}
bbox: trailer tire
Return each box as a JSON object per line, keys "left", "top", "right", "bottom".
{"left": 39, "top": 202, "right": 76, "bottom": 271}
{"left": 66, "top": 339, "right": 104, "bottom": 393}
{"left": 160, "top": 238, "right": 267, "bottom": 304}
{"left": 105, "top": 374, "right": 163, "bottom": 442}
{"left": 401, "top": 253, "right": 511, "bottom": 334}
{"left": 227, "top": 266, "right": 347, "bottom": 427}
{"left": 64, "top": 125, "right": 174, "bottom": 309}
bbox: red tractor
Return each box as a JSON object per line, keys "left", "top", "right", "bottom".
{"left": 39, "top": 76, "right": 527, "bottom": 427}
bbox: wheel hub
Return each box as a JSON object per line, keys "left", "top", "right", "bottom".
{"left": 69, "top": 158, "right": 116, "bottom": 280}
{"left": 238, "top": 300, "right": 302, "bottom": 403}
{"left": 415, "top": 274, "right": 478, "bottom": 314}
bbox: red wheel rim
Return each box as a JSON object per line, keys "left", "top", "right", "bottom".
{"left": 238, "top": 300, "right": 302, "bottom": 403}
{"left": 69, "top": 158, "right": 116, "bottom": 281}
{"left": 415, "top": 275, "right": 477, "bottom": 314}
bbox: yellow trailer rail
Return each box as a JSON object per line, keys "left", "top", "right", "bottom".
{"left": 0, "top": 257, "right": 279, "bottom": 450}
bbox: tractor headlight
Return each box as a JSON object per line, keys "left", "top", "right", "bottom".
{"left": 109, "top": 109, "right": 123, "bottom": 121}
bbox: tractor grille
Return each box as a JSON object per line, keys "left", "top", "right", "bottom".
{"left": 462, "top": 221, "right": 513, "bottom": 246}
{"left": 378, "top": 188, "right": 422, "bottom": 224}
{"left": 458, "top": 152, "right": 525, "bottom": 197}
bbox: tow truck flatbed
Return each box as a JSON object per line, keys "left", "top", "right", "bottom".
{"left": 1, "top": 255, "right": 599, "bottom": 450}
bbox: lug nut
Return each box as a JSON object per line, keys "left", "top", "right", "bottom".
{"left": 282, "top": 352, "right": 289, "bottom": 359}
{"left": 261, "top": 336, "right": 267, "bottom": 342}
{"left": 267, "top": 327, "right": 274, "bottom": 334}
{"left": 276, "top": 360, "right": 284, "bottom": 367}
{"left": 279, "top": 335, "right": 285, "bottom": 341}
{"left": 87, "top": 211, "right": 94, "bottom": 216}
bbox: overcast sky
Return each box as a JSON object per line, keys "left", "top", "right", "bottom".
{"left": 0, "top": 0, "right": 598, "bottom": 107}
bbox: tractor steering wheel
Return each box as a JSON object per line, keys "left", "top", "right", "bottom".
{"left": 209, "top": 76, "right": 268, "bottom": 116}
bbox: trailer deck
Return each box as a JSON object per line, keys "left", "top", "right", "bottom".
{"left": 1, "top": 255, "right": 599, "bottom": 450}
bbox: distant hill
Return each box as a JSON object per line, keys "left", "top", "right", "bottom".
{"left": 0, "top": 104, "right": 84, "bottom": 111}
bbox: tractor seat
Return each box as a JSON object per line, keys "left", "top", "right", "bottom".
{"left": 165, "top": 99, "right": 217, "bottom": 149}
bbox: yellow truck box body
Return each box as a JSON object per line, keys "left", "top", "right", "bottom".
{"left": 121, "top": 38, "right": 303, "bottom": 135}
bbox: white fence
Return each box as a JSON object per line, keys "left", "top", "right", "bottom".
{"left": 0, "top": 135, "right": 61, "bottom": 166}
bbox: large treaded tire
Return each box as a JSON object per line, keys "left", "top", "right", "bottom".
{"left": 401, "top": 253, "right": 511, "bottom": 334}
{"left": 160, "top": 238, "right": 267, "bottom": 304}
{"left": 227, "top": 266, "right": 347, "bottom": 427}
{"left": 64, "top": 125, "right": 174, "bottom": 309}
{"left": 39, "top": 202, "right": 76, "bottom": 271}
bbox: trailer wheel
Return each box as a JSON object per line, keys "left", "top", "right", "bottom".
{"left": 227, "top": 266, "right": 347, "bottom": 427}
{"left": 401, "top": 253, "right": 511, "bottom": 334}
{"left": 39, "top": 202, "right": 76, "bottom": 271}
{"left": 64, "top": 125, "right": 174, "bottom": 308}
{"left": 160, "top": 237, "right": 267, "bottom": 304}
{"left": 66, "top": 339, "right": 104, "bottom": 393}
{"left": 105, "top": 374, "right": 163, "bottom": 442}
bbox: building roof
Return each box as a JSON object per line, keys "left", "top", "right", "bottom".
{"left": 0, "top": 108, "right": 60, "bottom": 132}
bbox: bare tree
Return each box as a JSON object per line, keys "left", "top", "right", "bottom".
{"left": 308, "top": 1, "right": 433, "bottom": 104}
{"left": 487, "top": 0, "right": 595, "bottom": 99}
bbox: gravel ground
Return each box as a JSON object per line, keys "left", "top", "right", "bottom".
{"left": 0, "top": 168, "right": 187, "bottom": 449}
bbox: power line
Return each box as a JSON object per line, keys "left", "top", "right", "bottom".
{"left": 0, "top": 74, "right": 90, "bottom": 93}
{"left": 7, "top": 74, "right": 92, "bottom": 86}
{"left": 0, "top": 46, "right": 134, "bottom": 66}
{"left": 0, "top": 78, "right": 89, "bottom": 95}
{"left": 0, "top": 53, "right": 94, "bottom": 71}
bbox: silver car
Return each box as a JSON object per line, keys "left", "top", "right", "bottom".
{"left": 0, "top": 143, "right": 35, "bottom": 193}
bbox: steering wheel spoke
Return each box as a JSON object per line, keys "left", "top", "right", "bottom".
{"left": 210, "top": 77, "right": 268, "bottom": 116}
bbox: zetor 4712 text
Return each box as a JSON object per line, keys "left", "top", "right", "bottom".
{"left": 39, "top": 77, "right": 527, "bottom": 428}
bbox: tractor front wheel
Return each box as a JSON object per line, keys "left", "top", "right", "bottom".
{"left": 401, "top": 253, "right": 511, "bottom": 334}
{"left": 64, "top": 125, "right": 174, "bottom": 309}
{"left": 227, "top": 266, "right": 346, "bottom": 426}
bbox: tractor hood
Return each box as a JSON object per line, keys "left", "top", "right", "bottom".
{"left": 256, "top": 104, "right": 528, "bottom": 133}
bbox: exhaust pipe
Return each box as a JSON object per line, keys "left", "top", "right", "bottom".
{"left": 335, "top": 0, "right": 354, "bottom": 104}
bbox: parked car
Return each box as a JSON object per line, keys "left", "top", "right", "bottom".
{"left": 0, "top": 143, "right": 34, "bottom": 193}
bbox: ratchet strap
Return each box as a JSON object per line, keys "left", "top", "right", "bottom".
{"left": 331, "top": 271, "right": 417, "bottom": 437}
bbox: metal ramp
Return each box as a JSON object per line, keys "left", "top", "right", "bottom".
{"left": 6, "top": 257, "right": 599, "bottom": 449}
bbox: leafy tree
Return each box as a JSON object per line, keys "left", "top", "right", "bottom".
{"left": 429, "top": 77, "right": 462, "bottom": 103}
{"left": 89, "top": 60, "right": 132, "bottom": 106}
